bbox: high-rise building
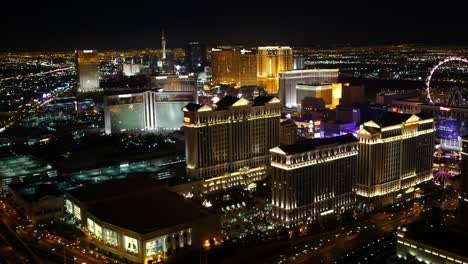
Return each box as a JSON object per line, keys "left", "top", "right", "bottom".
{"left": 76, "top": 50, "right": 100, "bottom": 92}
{"left": 122, "top": 63, "right": 141, "bottom": 76}
{"left": 296, "top": 83, "right": 343, "bottom": 110}
{"left": 257, "top": 46, "right": 293, "bottom": 94}
{"left": 185, "top": 42, "right": 207, "bottom": 73}
{"left": 211, "top": 47, "right": 257, "bottom": 87}
{"left": 270, "top": 134, "right": 358, "bottom": 227}
{"left": 459, "top": 136, "right": 468, "bottom": 223}
{"left": 293, "top": 56, "right": 304, "bottom": 70}
{"left": 340, "top": 84, "right": 366, "bottom": 106}
{"left": 161, "top": 29, "right": 167, "bottom": 73}
{"left": 239, "top": 49, "right": 258, "bottom": 87}
{"left": 280, "top": 119, "right": 298, "bottom": 146}
{"left": 183, "top": 96, "right": 281, "bottom": 187}
{"left": 278, "top": 69, "right": 339, "bottom": 108}
{"left": 150, "top": 74, "right": 197, "bottom": 92}
{"left": 104, "top": 88, "right": 197, "bottom": 134}
{"left": 357, "top": 112, "right": 435, "bottom": 209}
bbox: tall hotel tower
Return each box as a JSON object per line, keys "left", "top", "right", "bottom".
{"left": 257, "top": 46, "right": 293, "bottom": 95}
{"left": 357, "top": 112, "right": 435, "bottom": 209}
{"left": 76, "top": 50, "right": 100, "bottom": 93}
{"left": 270, "top": 134, "right": 359, "bottom": 228}
{"left": 211, "top": 47, "right": 257, "bottom": 87}
{"left": 183, "top": 96, "right": 281, "bottom": 191}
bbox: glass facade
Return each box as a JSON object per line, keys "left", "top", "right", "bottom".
{"left": 155, "top": 102, "right": 187, "bottom": 130}
{"left": 109, "top": 103, "right": 145, "bottom": 133}
{"left": 145, "top": 238, "right": 163, "bottom": 256}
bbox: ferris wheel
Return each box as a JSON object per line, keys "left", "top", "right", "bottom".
{"left": 426, "top": 56, "right": 468, "bottom": 104}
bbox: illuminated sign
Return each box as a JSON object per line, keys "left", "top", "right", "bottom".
{"left": 440, "top": 106, "right": 451, "bottom": 112}
{"left": 314, "top": 121, "right": 321, "bottom": 126}
{"left": 266, "top": 49, "right": 278, "bottom": 55}
{"left": 184, "top": 117, "right": 191, "bottom": 125}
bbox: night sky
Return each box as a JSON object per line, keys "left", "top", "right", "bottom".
{"left": 1, "top": 1, "right": 467, "bottom": 51}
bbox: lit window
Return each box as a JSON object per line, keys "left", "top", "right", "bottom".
{"left": 95, "top": 223, "right": 102, "bottom": 240}
{"left": 145, "top": 238, "right": 163, "bottom": 256}
{"left": 65, "top": 199, "right": 73, "bottom": 214}
{"left": 73, "top": 205, "right": 81, "bottom": 220}
{"left": 124, "top": 236, "right": 138, "bottom": 253}
{"left": 87, "top": 218, "right": 95, "bottom": 234}
{"left": 104, "top": 229, "right": 118, "bottom": 246}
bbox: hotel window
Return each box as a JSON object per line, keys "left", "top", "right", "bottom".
{"left": 124, "top": 236, "right": 138, "bottom": 253}
{"left": 87, "top": 218, "right": 95, "bottom": 234}
{"left": 73, "top": 205, "right": 81, "bottom": 220}
{"left": 65, "top": 199, "right": 73, "bottom": 214}
{"left": 95, "top": 223, "right": 103, "bottom": 240}
{"left": 145, "top": 238, "right": 163, "bottom": 256}
{"left": 104, "top": 229, "right": 118, "bottom": 246}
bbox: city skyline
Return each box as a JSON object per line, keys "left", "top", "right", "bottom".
{"left": 1, "top": 4, "right": 468, "bottom": 262}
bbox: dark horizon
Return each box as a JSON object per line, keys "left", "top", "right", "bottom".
{"left": 1, "top": 2, "right": 467, "bottom": 52}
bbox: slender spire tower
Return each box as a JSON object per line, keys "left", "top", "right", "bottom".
{"left": 161, "top": 28, "right": 167, "bottom": 60}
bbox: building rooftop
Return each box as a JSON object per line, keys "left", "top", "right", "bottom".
{"left": 402, "top": 214, "right": 468, "bottom": 259}
{"left": 371, "top": 111, "right": 433, "bottom": 127}
{"left": 184, "top": 96, "right": 280, "bottom": 112}
{"left": 275, "top": 133, "right": 358, "bottom": 155}
{"left": 374, "top": 112, "right": 413, "bottom": 127}
{"left": 253, "top": 95, "right": 277, "bottom": 106}
{"left": 0, "top": 155, "right": 55, "bottom": 179}
{"left": 10, "top": 182, "right": 62, "bottom": 201}
{"left": 280, "top": 119, "right": 297, "bottom": 126}
{"left": 68, "top": 160, "right": 164, "bottom": 184}
{"left": 66, "top": 176, "right": 161, "bottom": 203}
{"left": 215, "top": 96, "right": 244, "bottom": 110}
{"left": 183, "top": 103, "right": 204, "bottom": 112}
{"left": 67, "top": 177, "right": 213, "bottom": 234}
{"left": 88, "top": 189, "right": 210, "bottom": 234}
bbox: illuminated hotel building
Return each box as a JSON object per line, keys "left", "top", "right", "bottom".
{"left": 65, "top": 178, "right": 220, "bottom": 264}
{"left": 270, "top": 134, "right": 358, "bottom": 227}
{"left": 211, "top": 47, "right": 257, "bottom": 87}
{"left": 396, "top": 229, "right": 468, "bottom": 264}
{"left": 257, "top": 46, "right": 293, "bottom": 94}
{"left": 357, "top": 112, "right": 435, "bottom": 209}
{"left": 123, "top": 63, "right": 141, "bottom": 76}
{"left": 150, "top": 74, "right": 197, "bottom": 92}
{"left": 104, "top": 89, "right": 197, "bottom": 134}
{"left": 295, "top": 83, "right": 343, "bottom": 110}
{"left": 76, "top": 50, "right": 100, "bottom": 93}
{"left": 183, "top": 96, "right": 281, "bottom": 188}
{"left": 278, "top": 69, "right": 339, "bottom": 108}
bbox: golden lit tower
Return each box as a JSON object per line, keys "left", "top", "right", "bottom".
{"left": 211, "top": 47, "right": 257, "bottom": 87}
{"left": 257, "top": 46, "right": 293, "bottom": 94}
{"left": 76, "top": 50, "right": 100, "bottom": 93}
